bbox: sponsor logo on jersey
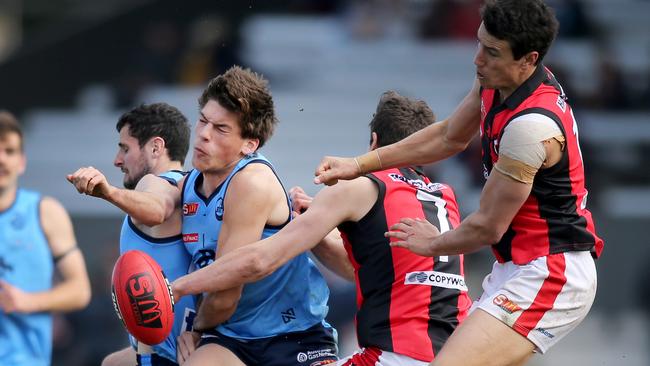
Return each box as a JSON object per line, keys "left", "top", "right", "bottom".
{"left": 296, "top": 348, "right": 337, "bottom": 363}
{"left": 492, "top": 294, "right": 522, "bottom": 314}
{"left": 404, "top": 271, "right": 468, "bottom": 291}
{"left": 387, "top": 173, "right": 446, "bottom": 193}
{"left": 125, "top": 272, "right": 163, "bottom": 328}
{"left": 183, "top": 202, "right": 199, "bottom": 216}
{"left": 215, "top": 197, "right": 224, "bottom": 221}
{"left": 183, "top": 233, "right": 199, "bottom": 243}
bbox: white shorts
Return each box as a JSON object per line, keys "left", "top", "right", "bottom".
{"left": 471, "top": 251, "right": 597, "bottom": 353}
{"left": 337, "top": 347, "right": 429, "bottom": 366}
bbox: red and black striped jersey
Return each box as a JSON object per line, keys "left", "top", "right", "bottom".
{"left": 338, "top": 167, "right": 471, "bottom": 362}
{"left": 480, "top": 65, "right": 604, "bottom": 265}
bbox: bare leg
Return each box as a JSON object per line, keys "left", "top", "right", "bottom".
{"left": 184, "top": 343, "right": 246, "bottom": 366}
{"left": 431, "top": 309, "right": 536, "bottom": 366}
{"left": 101, "top": 347, "right": 137, "bottom": 366}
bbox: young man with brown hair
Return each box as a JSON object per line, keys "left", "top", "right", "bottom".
{"left": 0, "top": 111, "right": 91, "bottom": 366}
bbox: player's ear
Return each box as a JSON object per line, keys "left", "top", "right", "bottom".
{"left": 242, "top": 138, "right": 259, "bottom": 156}
{"left": 521, "top": 51, "right": 539, "bottom": 69}
{"left": 151, "top": 137, "right": 165, "bottom": 157}
{"left": 369, "top": 132, "right": 379, "bottom": 151}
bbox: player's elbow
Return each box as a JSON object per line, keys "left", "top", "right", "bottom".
{"left": 484, "top": 229, "right": 503, "bottom": 246}
{"left": 468, "top": 216, "right": 503, "bottom": 246}
{"left": 244, "top": 249, "right": 275, "bottom": 282}
{"left": 139, "top": 215, "right": 165, "bottom": 227}
{"left": 142, "top": 199, "right": 173, "bottom": 226}
{"left": 480, "top": 223, "right": 508, "bottom": 246}
{"left": 444, "top": 137, "right": 470, "bottom": 156}
{"left": 71, "top": 281, "right": 92, "bottom": 310}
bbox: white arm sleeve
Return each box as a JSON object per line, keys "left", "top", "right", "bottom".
{"left": 499, "top": 113, "right": 563, "bottom": 169}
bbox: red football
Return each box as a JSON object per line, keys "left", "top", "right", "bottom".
{"left": 111, "top": 250, "right": 175, "bottom": 345}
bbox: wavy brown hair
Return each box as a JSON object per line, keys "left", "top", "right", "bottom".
{"left": 199, "top": 66, "right": 278, "bottom": 149}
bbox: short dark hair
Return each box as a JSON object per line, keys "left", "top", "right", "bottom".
{"left": 0, "top": 110, "right": 23, "bottom": 151}
{"left": 481, "top": 0, "right": 559, "bottom": 64}
{"left": 198, "top": 66, "right": 278, "bottom": 149}
{"left": 370, "top": 91, "right": 435, "bottom": 147}
{"left": 116, "top": 103, "right": 191, "bottom": 164}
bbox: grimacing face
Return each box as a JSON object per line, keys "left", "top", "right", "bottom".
{"left": 0, "top": 132, "right": 26, "bottom": 192}
{"left": 114, "top": 126, "right": 151, "bottom": 190}
{"left": 192, "top": 99, "right": 252, "bottom": 175}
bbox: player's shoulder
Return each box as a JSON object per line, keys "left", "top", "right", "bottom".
{"left": 39, "top": 195, "right": 67, "bottom": 215}
{"left": 241, "top": 160, "right": 275, "bottom": 174}
{"left": 234, "top": 161, "right": 277, "bottom": 183}
{"left": 321, "top": 176, "right": 377, "bottom": 202}
{"left": 229, "top": 162, "right": 281, "bottom": 198}
{"left": 507, "top": 112, "right": 560, "bottom": 131}
{"left": 344, "top": 175, "right": 377, "bottom": 192}
{"left": 39, "top": 196, "right": 72, "bottom": 231}
{"left": 136, "top": 172, "right": 186, "bottom": 193}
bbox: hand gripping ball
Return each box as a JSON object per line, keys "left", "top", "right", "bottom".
{"left": 111, "top": 250, "right": 175, "bottom": 345}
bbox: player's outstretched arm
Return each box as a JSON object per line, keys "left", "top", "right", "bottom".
{"left": 310, "top": 230, "right": 355, "bottom": 282}
{"left": 388, "top": 169, "right": 532, "bottom": 257}
{"left": 172, "top": 177, "right": 373, "bottom": 301}
{"left": 290, "top": 186, "right": 355, "bottom": 281}
{"left": 67, "top": 167, "right": 180, "bottom": 226}
{"left": 315, "top": 79, "right": 481, "bottom": 186}
{"left": 0, "top": 197, "right": 91, "bottom": 313}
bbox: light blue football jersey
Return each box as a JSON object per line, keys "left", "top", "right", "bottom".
{"left": 120, "top": 171, "right": 195, "bottom": 363}
{"left": 181, "top": 153, "right": 330, "bottom": 339}
{"left": 0, "top": 189, "right": 53, "bottom": 366}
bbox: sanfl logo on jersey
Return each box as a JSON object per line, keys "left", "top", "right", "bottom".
{"left": 387, "top": 173, "right": 445, "bottom": 193}
{"left": 183, "top": 203, "right": 199, "bottom": 216}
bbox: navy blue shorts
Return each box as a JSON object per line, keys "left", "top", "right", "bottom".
{"left": 198, "top": 323, "right": 338, "bottom": 366}
{"left": 136, "top": 353, "right": 178, "bottom": 366}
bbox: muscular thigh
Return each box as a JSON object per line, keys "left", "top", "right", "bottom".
{"left": 185, "top": 343, "right": 245, "bottom": 366}
{"left": 431, "top": 309, "right": 535, "bottom": 366}
{"left": 102, "top": 347, "right": 136, "bottom": 366}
